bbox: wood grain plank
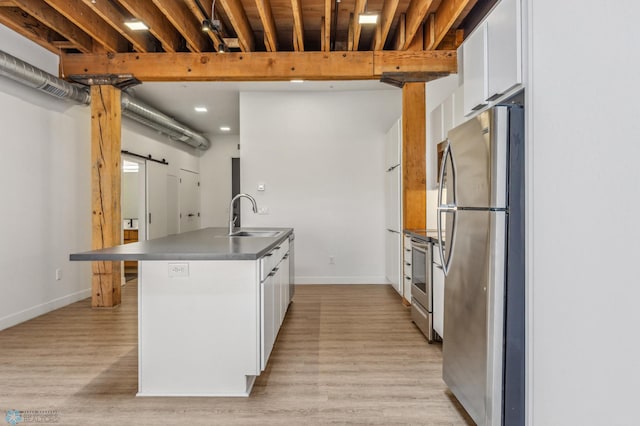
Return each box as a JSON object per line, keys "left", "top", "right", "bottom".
{"left": 0, "top": 7, "right": 60, "bottom": 54}
{"left": 43, "top": 0, "right": 126, "bottom": 52}
{"left": 323, "top": 0, "right": 331, "bottom": 52}
{"left": 291, "top": 0, "right": 304, "bottom": 51}
{"left": 18, "top": 0, "right": 93, "bottom": 53}
{"left": 255, "top": 0, "right": 278, "bottom": 51}
{"left": 184, "top": 0, "right": 224, "bottom": 52}
{"left": 217, "top": 0, "right": 255, "bottom": 52}
{"left": 351, "top": 0, "right": 366, "bottom": 50}
{"left": 0, "top": 283, "right": 474, "bottom": 424}
{"left": 80, "top": 0, "right": 152, "bottom": 53}
{"left": 90, "top": 85, "right": 122, "bottom": 308}
{"left": 426, "top": 0, "right": 477, "bottom": 50}
{"left": 151, "top": 0, "right": 211, "bottom": 52}
{"left": 402, "top": 0, "right": 435, "bottom": 50}
{"left": 373, "top": 0, "right": 400, "bottom": 50}
{"left": 118, "top": 0, "right": 182, "bottom": 53}
{"left": 61, "top": 50, "right": 457, "bottom": 81}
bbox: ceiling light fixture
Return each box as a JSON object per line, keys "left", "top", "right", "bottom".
{"left": 358, "top": 12, "right": 378, "bottom": 25}
{"left": 124, "top": 20, "right": 149, "bottom": 31}
{"left": 290, "top": 79, "right": 304, "bottom": 83}
{"left": 220, "top": 126, "right": 231, "bottom": 132}
{"left": 194, "top": 106, "right": 208, "bottom": 112}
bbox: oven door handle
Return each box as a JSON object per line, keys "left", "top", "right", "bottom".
{"left": 410, "top": 239, "right": 430, "bottom": 249}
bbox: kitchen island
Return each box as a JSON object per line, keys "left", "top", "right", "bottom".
{"left": 70, "top": 227, "right": 294, "bottom": 397}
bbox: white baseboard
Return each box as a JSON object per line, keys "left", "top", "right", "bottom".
{"left": 0, "top": 288, "right": 91, "bottom": 331}
{"left": 294, "top": 276, "right": 389, "bottom": 285}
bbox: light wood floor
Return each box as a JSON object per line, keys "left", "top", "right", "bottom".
{"left": 0, "top": 282, "right": 473, "bottom": 425}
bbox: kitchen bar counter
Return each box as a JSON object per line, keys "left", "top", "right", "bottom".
{"left": 69, "top": 226, "right": 294, "bottom": 398}
{"left": 69, "top": 227, "right": 293, "bottom": 261}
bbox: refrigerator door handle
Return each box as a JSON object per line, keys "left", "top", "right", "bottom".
{"left": 437, "top": 140, "right": 457, "bottom": 277}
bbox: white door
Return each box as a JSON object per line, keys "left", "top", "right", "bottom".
{"left": 166, "top": 174, "right": 179, "bottom": 235}
{"left": 179, "top": 169, "right": 201, "bottom": 233}
{"left": 146, "top": 161, "right": 168, "bottom": 240}
{"left": 385, "top": 167, "right": 401, "bottom": 231}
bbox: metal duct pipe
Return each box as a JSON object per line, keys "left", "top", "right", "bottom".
{"left": 0, "top": 50, "right": 90, "bottom": 104}
{"left": 0, "top": 49, "right": 211, "bottom": 150}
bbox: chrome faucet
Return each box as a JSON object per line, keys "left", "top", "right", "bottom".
{"left": 228, "top": 193, "right": 258, "bottom": 235}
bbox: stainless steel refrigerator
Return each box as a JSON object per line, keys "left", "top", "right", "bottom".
{"left": 436, "top": 104, "right": 525, "bottom": 426}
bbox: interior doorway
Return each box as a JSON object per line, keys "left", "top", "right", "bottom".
{"left": 232, "top": 157, "right": 241, "bottom": 226}
{"left": 122, "top": 156, "right": 146, "bottom": 282}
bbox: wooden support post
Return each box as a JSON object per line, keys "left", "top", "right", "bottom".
{"left": 90, "top": 85, "right": 122, "bottom": 308}
{"left": 402, "top": 82, "right": 426, "bottom": 230}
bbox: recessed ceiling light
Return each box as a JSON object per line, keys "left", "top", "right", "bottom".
{"left": 220, "top": 126, "right": 231, "bottom": 132}
{"left": 124, "top": 20, "right": 149, "bottom": 31}
{"left": 194, "top": 106, "right": 208, "bottom": 112}
{"left": 290, "top": 79, "right": 304, "bottom": 83}
{"left": 358, "top": 13, "right": 378, "bottom": 25}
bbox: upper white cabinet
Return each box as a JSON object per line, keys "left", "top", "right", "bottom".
{"left": 487, "top": 0, "right": 522, "bottom": 100}
{"left": 461, "top": 22, "right": 488, "bottom": 115}
{"left": 461, "top": 0, "right": 522, "bottom": 116}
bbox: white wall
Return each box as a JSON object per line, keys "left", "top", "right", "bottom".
{"left": 527, "top": 1, "right": 640, "bottom": 425}
{"left": 240, "top": 90, "right": 401, "bottom": 284}
{"left": 200, "top": 134, "right": 240, "bottom": 227}
{"left": 0, "top": 26, "right": 92, "bottom": 330}
{"left": 0, "top": 25, "right": 202, "bottom": 330}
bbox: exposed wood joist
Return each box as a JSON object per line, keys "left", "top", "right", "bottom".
{"left": 184, "top": 0, "right": 223, "bottom": 53}
{"left": 347, "top": 13, "right": 354, "bottom": 51}
{"left": 17, "top": 0, "right": 93, "bottom": 53}
{"left": 0, "top": 7, "right": 59, "bottom": 54}
{"left": 372, "top": 0, "right": 400, "bottom": 50}
{"left": 291, "top": 0, "right": 305, "bottom": 51}
{"left": 351, "top": 0, "right": 366, "bottom": 51}
{"left": 217, "top": 0, "right": 255, "bottom": 52}
{"left": 426, "top": 0, "right": 477, "bottom": 50}
{"left": 151, "top": 0, "right": 211, "bottom": 52}
{"left": 320, "top": 16, "right": 326, "bottom": 52}
{"left": 81, "top": 0, "right": 151, "bottom": 53}
{"left": 90, "top": 85, "right": 122, "bottom": 308}
{"left": 43, "top": 0, "right": 126, "bottom": 53}
{"left": 323, "top": 0, "right": 331, "bottom": 52}
{"left": 402, "top": 0, "right": 435, "bottom": 50}
{"left": 255, "top": 0, "right": 278, "bottom": 51}
{"left": 394, "top": 13, "right": 406, "bottom": 50}
{"left": 0, "top": 0, "right": 15, "bottom": 5}
{"left": 60, "top": 50, "right": 456, "bottom": 81}
{"left": 117, "top": 0, "right": 182, "bottom": 52}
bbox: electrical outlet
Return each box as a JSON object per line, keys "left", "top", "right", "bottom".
{"left": 55, "top": 268, "right": 62, "bottom": 281}
{"left": 329, "top": 256, "right": 335, "bottom": 265}
{"left": 168, "top": 263, "right": 189, "bottom": 278}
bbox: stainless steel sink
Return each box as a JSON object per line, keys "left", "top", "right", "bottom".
{"left": 229, "top": 230, "right": 283, "bottom": 237}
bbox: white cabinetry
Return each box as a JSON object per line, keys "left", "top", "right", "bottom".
{"left": 461, "top": 22, "right": 488, "bottom": 115}
{"left": 260, "top": 239, "right": 290, "bottom": 371}
{"left": 487, "top": 0, "right": 522, "bottom": 100}
{"left": 461, "top": 0, "right": 522, "bottom": 116}
{"left": 384, "top": 118, "right": 403, "bottom": 297}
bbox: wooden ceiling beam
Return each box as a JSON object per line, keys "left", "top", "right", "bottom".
{"left": 80, "top": 0, "right": 152, "bottom": 53}
{"left": 291, "top": 0, "right": 304, "bottom": 51}
{"left": 151, "top": 0, "right": 211, "bottom": 52}
{"left": 0, "top": 7, "right": 59, "bottom": 54}
{"left": 323, "top": 0, "right": 331, "bottom": 52}
{"left": 373, "top": 0, "right": 400, "bottom": 50}
{"left": 347, "top": 13, "right": 354, "bottom": 51}
{"left": 184, "top": 0, "right": 223, "bottom": 52}
{"left": 351, "top": 0, "right": 366, "bottom": 51}
{"left": 402, "top": 0, "right": 435, "bottom": 50}
{"left": 117, "top": 0, "right": 182, "bottom": 52}
{"left": 255, "top": 0, "right": 278, "bottom": 51}
{"left": 217, "top": 0, "right": 255, "bottom": 52}
{"left": 43, "top": 0, "right": 126, "bottom": 53}
{"left": 17, "top": 0, "right": 93, "bottom": 53}
{"left": 426, "top": 0, "right": 477, "bottom": 50}
{"left": 60, "top": 50, "right": 456, "bottom": 81}
{"left": 394, "top": 13, "right": 406, "bottom": 50}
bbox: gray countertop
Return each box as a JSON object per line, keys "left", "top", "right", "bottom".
{"left": 70, "top": 227, "right": 293, "bottom": 261}
{"left": 404, "top": 229, "right": 443, "bottom": 243}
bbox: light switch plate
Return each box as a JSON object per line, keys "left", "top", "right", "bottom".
{"left": 168, "top": 263, "right": 189, "bottom": 278}
{"left": 257, "top": 183, "right": 265, "bottom": 191}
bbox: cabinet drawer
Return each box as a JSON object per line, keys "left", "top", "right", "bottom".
{"left": 404, "top": 263, "right": 412, "bottom": 278}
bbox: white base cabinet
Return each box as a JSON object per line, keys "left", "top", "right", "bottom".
{"left": 137, "top": 239, "right": 291, "bottom": 398}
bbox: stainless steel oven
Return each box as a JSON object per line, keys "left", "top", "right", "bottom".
{"left": 410, "top": 237, "right": 436, "bottom": 342}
